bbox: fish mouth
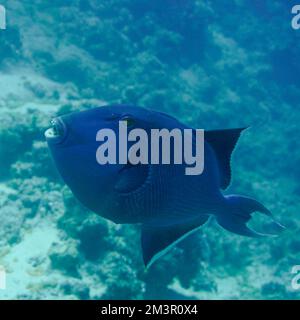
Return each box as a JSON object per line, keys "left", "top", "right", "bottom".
{"left": 44, "top": 117, "right": 67, "bottom": 144}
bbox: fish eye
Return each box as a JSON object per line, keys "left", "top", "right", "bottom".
{"left": 121, "top": 115, "right": 136, "bottom": 127}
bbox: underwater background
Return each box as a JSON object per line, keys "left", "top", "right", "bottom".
{"left": 0, "top": 0, "right": 299, "bottom": 299}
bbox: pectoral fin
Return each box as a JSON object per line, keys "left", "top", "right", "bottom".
{"left": 141, "top": 215, "right": 209, "bottom": 267}
{"left": 115, "top": 163, "right": 149, "bottom": 193}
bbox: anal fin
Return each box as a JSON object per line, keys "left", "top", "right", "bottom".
{"left": 141, "top": 215, "right": 209, "bottom": 268}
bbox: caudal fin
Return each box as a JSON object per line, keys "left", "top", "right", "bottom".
{"left": 216, "top": 195, "right": 285, "bottom": 237}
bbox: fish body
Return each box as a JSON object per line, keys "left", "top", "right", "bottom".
{"left": 45, "top": 105, "right": 284, "bottom": 266}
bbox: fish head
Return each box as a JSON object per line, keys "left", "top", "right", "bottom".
{"left": 45, "top": 104, "right": 180, "bottom": 220}
{"left": 45, "top": 107, "right": 122, "bottom": 213}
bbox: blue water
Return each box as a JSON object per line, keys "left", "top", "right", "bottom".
{"left": 0, "top": 0, "right": 299, "bottom": 299}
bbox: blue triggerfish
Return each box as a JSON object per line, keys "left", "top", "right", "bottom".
{"left": 45, "top": 105, "right": 284, "bottom": 267}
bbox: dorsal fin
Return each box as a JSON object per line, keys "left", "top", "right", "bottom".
{"left": 205, "top": 128, "right": 247, "bottom": 190}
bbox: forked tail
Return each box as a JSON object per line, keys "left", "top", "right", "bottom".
{"left": 216, "top": 195, "right": 285, "bottom": 237}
